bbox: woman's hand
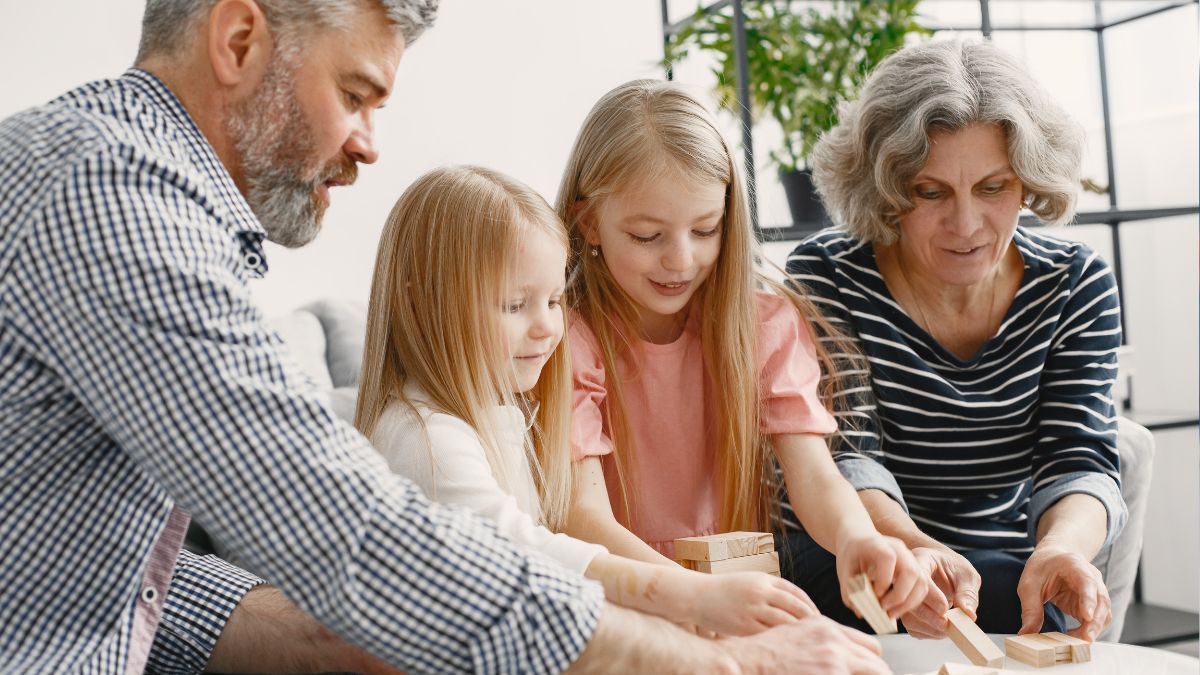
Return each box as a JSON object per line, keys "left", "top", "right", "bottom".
{"left": 689, "top": 571, "right": 820, "bottom": 637}
{"left": 835, "top": 534, "right": 929, "bottom": 623}
{"left": 898, "top": 547, "right": 980, "bottom": 638}
{"left": 1018, "top": 545, "right": 1111, "bottom": 641}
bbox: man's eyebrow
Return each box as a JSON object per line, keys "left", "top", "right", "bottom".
{"left": 343, "top": 72, "right": 390, "bottom": 99}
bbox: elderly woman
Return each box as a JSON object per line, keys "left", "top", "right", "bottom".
{"left": 780, "top": 39, "right": 1126, "bottom": 642}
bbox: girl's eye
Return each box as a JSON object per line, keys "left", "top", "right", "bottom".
{"left": 548, "top": 298, "right": 561, "bottom": 309}
{"left": 629, "top": 233, "right": 659, "bottom": 244}
{"left": 504, "top": 301, "right": 524, "bottom": 313}
{"left": 694, "top": 227, "right": 720, "bottom": 238}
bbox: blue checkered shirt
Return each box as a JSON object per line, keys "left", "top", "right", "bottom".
{"left": 0, "top": 69, "right": 603, "bottom": 673}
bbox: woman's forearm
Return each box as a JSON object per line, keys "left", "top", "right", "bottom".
{"left": 1034, "top": 493, "right": 1107, "bottom": 559}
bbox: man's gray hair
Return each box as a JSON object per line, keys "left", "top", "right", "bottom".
{"left": 136, "top": 0, "right": 438, "bottom": 63}
{"left": 812, "top": 39, "right": 1083, "bottom": 244}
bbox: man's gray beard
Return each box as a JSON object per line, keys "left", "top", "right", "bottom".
{"left": 225, "top": 57, "right": 326, "bottom": 249}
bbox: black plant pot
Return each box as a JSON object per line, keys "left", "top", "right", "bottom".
{"left": 780, "top": 169, "right": 830, "bottom": 232}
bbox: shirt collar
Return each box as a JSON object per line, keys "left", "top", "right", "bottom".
{"left": 119, "top": 68, "right": 266, "bottom": 241}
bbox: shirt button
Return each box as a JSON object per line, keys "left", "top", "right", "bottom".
{"left": 141, "top": 587, "right": 158, "bottom": 604}
{"left": 244, "top": 252, "right": 262, "bottom": 269}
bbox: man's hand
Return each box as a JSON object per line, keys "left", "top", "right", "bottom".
{"left": 1017, "top": 545, "right": 1112, "bottom": 641}
{"left": 719, "top": 615, "right": 891, "bottom": 675}
{"left": 898, "top": 547, "right": 980, "bottom": 638}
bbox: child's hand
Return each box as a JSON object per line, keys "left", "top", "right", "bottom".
{"left": 690, "top": 571, "right": 819, "bottom": 637}
{"left": 835, "top": 534, "right": 929, "bottom": 623}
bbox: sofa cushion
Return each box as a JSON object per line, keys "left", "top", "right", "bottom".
{"left": 303, "top": 299, "right": 367, "bottom": 388}
{"left": 267, "top": 309, "right": 335, "bottom": 392}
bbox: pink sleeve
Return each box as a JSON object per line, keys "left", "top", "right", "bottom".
{"left": 568, "top": 317, "right": 616, "bottom": 461}
{"left": 756, "top": 293, "right": 839, "bottom": 436}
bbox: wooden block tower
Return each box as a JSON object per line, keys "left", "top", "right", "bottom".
{"left": 674, "top": 532, "right": 780, "bottom": 576}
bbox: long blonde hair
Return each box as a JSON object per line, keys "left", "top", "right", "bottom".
{"left": 356, "top": 165, "right": 575, "bottom": 529}
{"left": 557, "top": 80, "right": 852, "bottom": 533}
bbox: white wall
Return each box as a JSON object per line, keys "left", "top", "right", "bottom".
{"left": 2, "top": 0, "right": 1197, "bottom": 613}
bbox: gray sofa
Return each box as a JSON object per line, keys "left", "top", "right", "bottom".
{"left": 263, "top": 298, "right": 1156, "bottom": 642}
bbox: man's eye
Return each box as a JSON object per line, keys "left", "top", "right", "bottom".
{"left": 345, "top": 91, "right": 365, "bottom": 110}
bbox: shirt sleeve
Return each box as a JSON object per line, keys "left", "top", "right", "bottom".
{"left": 1029, "top": 251, "right": 1127, "bottom": 547}
{"left": 785, "top": 240, "right": 907, "bottom": 509}
{"left": 146, "top": 551, "right": 264, "bottom": 674}
{"left": 373, "top": 407, "right": 607, "bottom": 576}
{"left": 568, "top": 318, "right": 616, "bottom": 461}
{"left": 17, "top": 147, "right": 602, "bottom": 672}
{"left": 756, "top": 292, "right": 838, "bottom": 436}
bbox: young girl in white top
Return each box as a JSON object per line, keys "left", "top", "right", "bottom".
{"left": 557, "top": 80, "right": 937, "bottom": 627}
{"left": 355, "top": 165, "right": 816, "bottom": 636}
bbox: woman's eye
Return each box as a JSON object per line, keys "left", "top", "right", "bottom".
{"left": 694, "top": 227, "right": 720, "bottom": 238}
{"left": 629, "top": 233, "right": 658, "bottom": 244}
{"left": 979, "top": 183, "right": 1004, "bottom": 195}
{"left": 915, "top": 188, "right": 942, "bottom": 200}
{"left": 548, "top": 298, "right": 561, "bottom": 309}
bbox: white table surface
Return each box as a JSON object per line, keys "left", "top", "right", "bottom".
{"left": 878, "top": 633, "right": 1200, "bottom": 675}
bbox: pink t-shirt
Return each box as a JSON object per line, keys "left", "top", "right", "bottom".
{"left": 569, "top": 291, "right": 838, "bottom": 557}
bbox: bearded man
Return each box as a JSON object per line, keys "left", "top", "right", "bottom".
{"left": 0, "top": 1, "right": 889, "bottom": 673}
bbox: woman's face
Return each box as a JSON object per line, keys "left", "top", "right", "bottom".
{"left": 896, "top": 123, "right": 1024, "bottom": 287}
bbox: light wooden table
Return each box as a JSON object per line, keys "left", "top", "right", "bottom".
{"left": 878, "top": 633, "right": 1199, "bottom": 674}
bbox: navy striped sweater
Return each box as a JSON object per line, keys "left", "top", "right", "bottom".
{"left": 780, "top": 227, "right": 1124, "bottom": 552}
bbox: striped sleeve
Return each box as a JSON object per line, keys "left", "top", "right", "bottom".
{"left": 786, "top": 240, "right": 907, "bottom": 510}
{"left": 1028, "top": 252, "right": 1126, "bottom": 545}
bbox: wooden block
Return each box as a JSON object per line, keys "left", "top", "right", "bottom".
{"left": 944, "top": 608, "right": 1003, "bottom": 667}
{"left": 680, "top": 550, "right": 779, "bottom": 575}
{"left": 674, "top": 532, "right": 774, "bottom": 562}
{"left": 846, "top": 573, "right": 898, "bottom": 635}
{"left": 1005, "top": 632, "right": 1090, "bottom": 667}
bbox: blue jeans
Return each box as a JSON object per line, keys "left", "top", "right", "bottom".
{"left": 777, "top": 528, "right": 1066, "bottom": 634}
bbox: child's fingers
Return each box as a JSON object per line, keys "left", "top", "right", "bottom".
{"left": 878, "top": 563, "right": 919, "bottom": 615}
{"left": 754, "top": 606, "right": 801, "bottom": 630}
{"left": 770, "top": 585, "right": 819, "bottom": 619}
{"left": 776, "top": 578, "right": 820, "bottom": 616}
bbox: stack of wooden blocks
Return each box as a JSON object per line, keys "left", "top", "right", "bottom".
{"left": 674, "top": 532, "right": 779, "bottom": 576}
{"left": 1004, "top": 632, "right": 1090, "bottom": 667}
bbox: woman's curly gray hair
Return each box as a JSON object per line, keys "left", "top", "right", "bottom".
{"left": 812, "top": 39, "right": 1083, "bottom": 244}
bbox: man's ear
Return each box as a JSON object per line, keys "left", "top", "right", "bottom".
{"left": 574, "top": 200, "right": 601, "bottom": 246}
{"left": 207, "top": 0, "right": 273, "bottom": 89}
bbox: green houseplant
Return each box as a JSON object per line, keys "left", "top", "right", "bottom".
{"left": 667, "top": 0, "right": 928, "bottom": 226}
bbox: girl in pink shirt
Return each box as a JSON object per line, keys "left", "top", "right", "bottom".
{"left": 557, "top": 80, "right": 935, "bottom": 626}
